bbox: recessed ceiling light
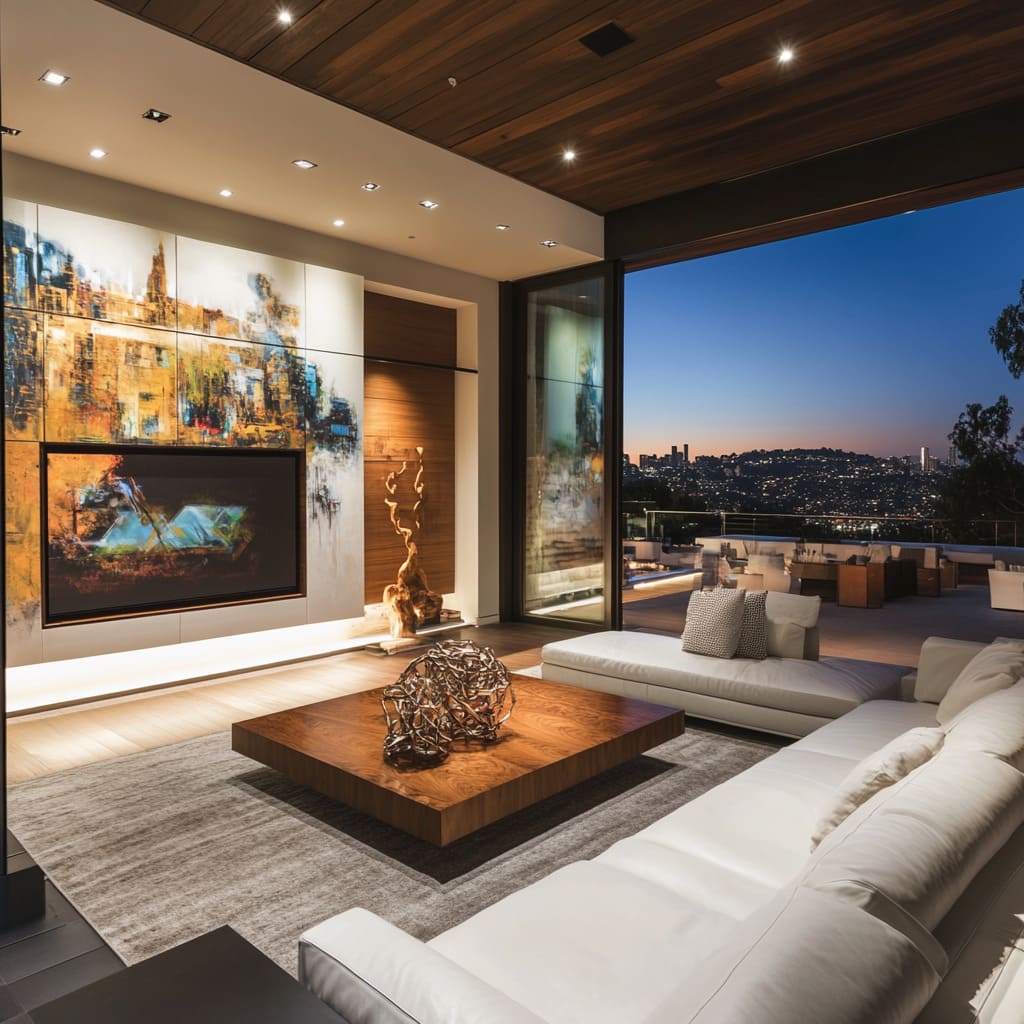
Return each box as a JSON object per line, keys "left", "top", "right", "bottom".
{"left": 362, "top": 182, "right": 381, "bottom": 191}
{"left": 563, "top": 149, "right": 576, "bottom": 162}
{"left": 332, "top": 218, "right": 345, "bottom": 227}
{"left": 418, "top": 199, "right": 439, "bottom": 210}
{"left": 541, "top": 240, "right": 558, "bottom": 247}
{"left": 40, "top": 69, "right": 69, "bottom": 86}
{"left": 778, "top": 46, "right": 794, "bottom": 64}
{"left": 292, "top": 158, "right": 317, "bottom": 169}
{"left": 219, "top": 188, "right": 233, "bottom": 198}
{"left": 0, "top": 125, "right": 22, "bottom": 137}
{"left": 89, "top": 147, "right": 107, "bottom": 159}
{"left": 495, "top": 224, "right": 510, "bottom": 231}
{"left": 278, "top": 10, "right": 293, "bottom": 24}
{"left": 142, "top": 108, "right": 171, "bottom": 123}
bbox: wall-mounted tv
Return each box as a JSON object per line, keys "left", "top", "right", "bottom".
{"left": 42, "top": 444, "right": 304, "bottom": 626}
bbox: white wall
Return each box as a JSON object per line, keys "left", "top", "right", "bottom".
{"left": 3, "top": 154, "right": 501, "bottom": 695}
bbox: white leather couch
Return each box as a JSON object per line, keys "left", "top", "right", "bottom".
{"left": 539, "top": 593, "right": 907, "bottom": 737}
{"left": 297, "top": 636, "right": 1024, "bottom": 1023}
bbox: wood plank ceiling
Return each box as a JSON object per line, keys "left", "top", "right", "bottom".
{"left": 100, "top": 0, "right": 1024, "bottom": 215}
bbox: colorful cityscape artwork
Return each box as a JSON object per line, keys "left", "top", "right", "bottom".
{"left": 2, "top": 197, "right": 364, "bottom": 647}
{"left": 44, "top": 447, "right": 302, "bottom": 624}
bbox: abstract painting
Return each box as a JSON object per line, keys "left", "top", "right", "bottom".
{"left": 3, "top": 197, "right": 38, "bottom": 309}
{"left": 43, "top": 445, "right": 303, "bottom": 624}
{"left": 177, "top": 335, "right": 305, "bottom": 448}
{"left": 4, "top": 309, "right": 44, "bottom": 440}
{"left": 45, "top": 315, "right": 178, "bottom": 443}
{"left": 525, "top": 295, "right": 606, "bottom": 616}
{"left": 177, "top": 237, "right": 304, "bottom": 348}
{"left": 5, "top": 442, "right": 42, "bottom": 665}
{"left": 304, "top": 351, "right": 364, "bottom": 621}
{"left": 37, "top": 206, "right": 176, "bottom": 329}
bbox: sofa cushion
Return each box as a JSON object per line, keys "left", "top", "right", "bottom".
{"left": 735, "top": 589, "right": 768, "bottom": 660}
{"left": 541, "top": 631, "right": 905, "bottom": 720}
{"left": 428, "top": 861, "right": 735, "bottom": 1024}
{"left": 804, "top": 749, "right": 1024, "bottom": 931}
{"left": 682, "top": 587, "right": 745, "bottom": 659}
{"left": 936, "top": 640, "right": 1024, "bottom": 724}
{"left": 640, "top": 887, "right": 942, "bottom": 1024}
{"left": 792, "top": 699, "right": 939, "bottom": 761}
{"left": 616, "top": 749, "right": 862, "bottom": 897}
{"left": 299, "top": 909, "right": 547, "bottom": 1024}
{"left": 943, "top": 679, "right": 1024, "bottom": 770}
{"left": 765, "top": 591, "right": 821, "bottom": 659}
{"left": 810, "top": 726, "right": 946, "bottom": 850}
{"left": 913, "top": 637, "right": 986, "bottom": 704}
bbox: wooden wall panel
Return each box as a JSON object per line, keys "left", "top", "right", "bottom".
{"left": 363, "top": 362, "right": 455, "bottom": 604}
{"left": 364, "top": 291, "right": 457, "bottom": 367}
{"left": 363, "top": 288, "right": 458, "bottom": 605}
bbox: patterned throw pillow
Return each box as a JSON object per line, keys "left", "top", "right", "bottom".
{"left": 736, "top": 589, "right": 769, "bottom": 660}
{"left": 682, "top": 586, "right": 746, "bottom": 659}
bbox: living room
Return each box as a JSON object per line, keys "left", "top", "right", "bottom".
{"left": 3, "top": 2, "right": 1024, "bottom": 1021}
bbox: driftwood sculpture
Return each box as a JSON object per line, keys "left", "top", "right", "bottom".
{"left": 381, "top": 640, "right": 515, "bottom": 765}
{"left": 383, "top": 446, "right": 443, "bottom": 639}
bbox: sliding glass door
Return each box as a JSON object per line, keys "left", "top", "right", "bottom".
{"left": 503, "top": 262, "right": 622, "bottom": 629}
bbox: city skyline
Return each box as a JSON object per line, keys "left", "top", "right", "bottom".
{"left": 624, "top": 186, "right": 1024, "bottom": 462}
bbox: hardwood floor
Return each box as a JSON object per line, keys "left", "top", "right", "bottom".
{"left": 6, "top": 623, "right": 580, "bottom": 784}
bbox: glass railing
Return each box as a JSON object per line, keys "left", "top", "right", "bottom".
{"left": 621, "top": 508, "right": 1020, "bottom": 550}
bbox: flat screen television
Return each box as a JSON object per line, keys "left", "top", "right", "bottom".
{"left": 42, "top": 444, "right": 304, "bottom": 625}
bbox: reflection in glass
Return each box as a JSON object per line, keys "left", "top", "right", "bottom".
{"left": 524, "top": 279, "right": 606, "bottom": 622}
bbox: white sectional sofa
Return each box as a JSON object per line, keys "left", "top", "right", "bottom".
{"left": 540, "top": 593, "right": 907, "bottom": 737}
{"left": 298, "top": 636, "right": 1024, "bottom": 1024}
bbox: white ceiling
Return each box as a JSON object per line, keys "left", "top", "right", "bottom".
{"left": 0, "top": 0, "right": 604, "bottom": 281}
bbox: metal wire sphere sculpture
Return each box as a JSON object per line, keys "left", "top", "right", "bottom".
{"left": 381, "top": 640, "right": 516, "bottom": 766}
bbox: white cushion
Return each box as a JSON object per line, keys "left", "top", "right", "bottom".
{"left": 765, "top": 592, "right": 821, "bottom": 658}
{"left": 805, "top": 749, "right": 1024, "bottom": 931}
{"left": 641, "top": 887, "right": 942, "bottom": 1024}
{"left": 936, "top": 640, "right": 1024, "bottom": 724}
{"left": 810, "top": 726, "right": 946, "bottom": 849}
{"left": 913, "top": 637, "right": 986, "bottom": 703}
{"left": 943, "top": 679, "right": 1024, "bottom": 770}
{"left": 793, "top": 700, "right": 939, "bottom": 761}
{"left": 621, "top": 750, "right": 862, "bottom": 895}
{"left": 541, "top": 632, "right": 905, "bottom": 719}
{"left": 682, "top": 587, "right": 745, "bottom": 659}
{"left": 428, "top": 861, "right": 734, "bottom": 1024}
{"left": 299, "top": 909, "right": 547, "bottom": 1024}
{"left": 765, "top": 590, "right": 821, "bottom": 628}
{"left": 765, "top": 618, "right": 805, "bottom": 659}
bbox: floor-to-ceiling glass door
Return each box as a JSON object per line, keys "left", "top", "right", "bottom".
{"left": 503, "top": 262, "right": 623, "bottom": 629}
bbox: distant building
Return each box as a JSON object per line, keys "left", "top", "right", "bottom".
{"left": 920, "top": 445, "right": 930, "bottom": 473}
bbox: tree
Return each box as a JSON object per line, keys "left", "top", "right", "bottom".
{"left": 939, "top": 277, "right": 1024, "bottom": 540}
{"left": 990, "top": 279, "right": 1024, "bottom": 378}
{"left": 938, "top": 396, "right": 1024, "bottom": 540}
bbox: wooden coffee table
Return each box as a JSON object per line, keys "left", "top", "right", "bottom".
{"left": 231, "top": 675, "right": 684, "bottom": 846}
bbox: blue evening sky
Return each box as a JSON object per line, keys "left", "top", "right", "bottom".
{"left": 624, "top": 186, "right": 1024, "bottom": 461}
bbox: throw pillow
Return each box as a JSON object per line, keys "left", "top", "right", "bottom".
{"left": 764, "top": 592, "right": 821, "bottom": 659}
{"left": 935, "top": 640, "right": 1024, "bottom": 725}
{"left": 943, "top": 680, "right": 1024, "bottom": 770}
{"left": 810, "top": 726, "right": 946, "bottom": 850}
{"left": 681, "top": 587, "right": 746, "bottom": 659}
{"left": 735, "top": 589, "right": 768, "bottom": 660}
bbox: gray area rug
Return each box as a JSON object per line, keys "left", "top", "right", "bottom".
{"left": 9, "top": 724, "right": 781, "bottom": 976}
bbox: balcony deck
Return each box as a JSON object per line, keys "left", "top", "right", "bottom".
{"left": 624, "top": 579, "right": 1020, "bottom": 668}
